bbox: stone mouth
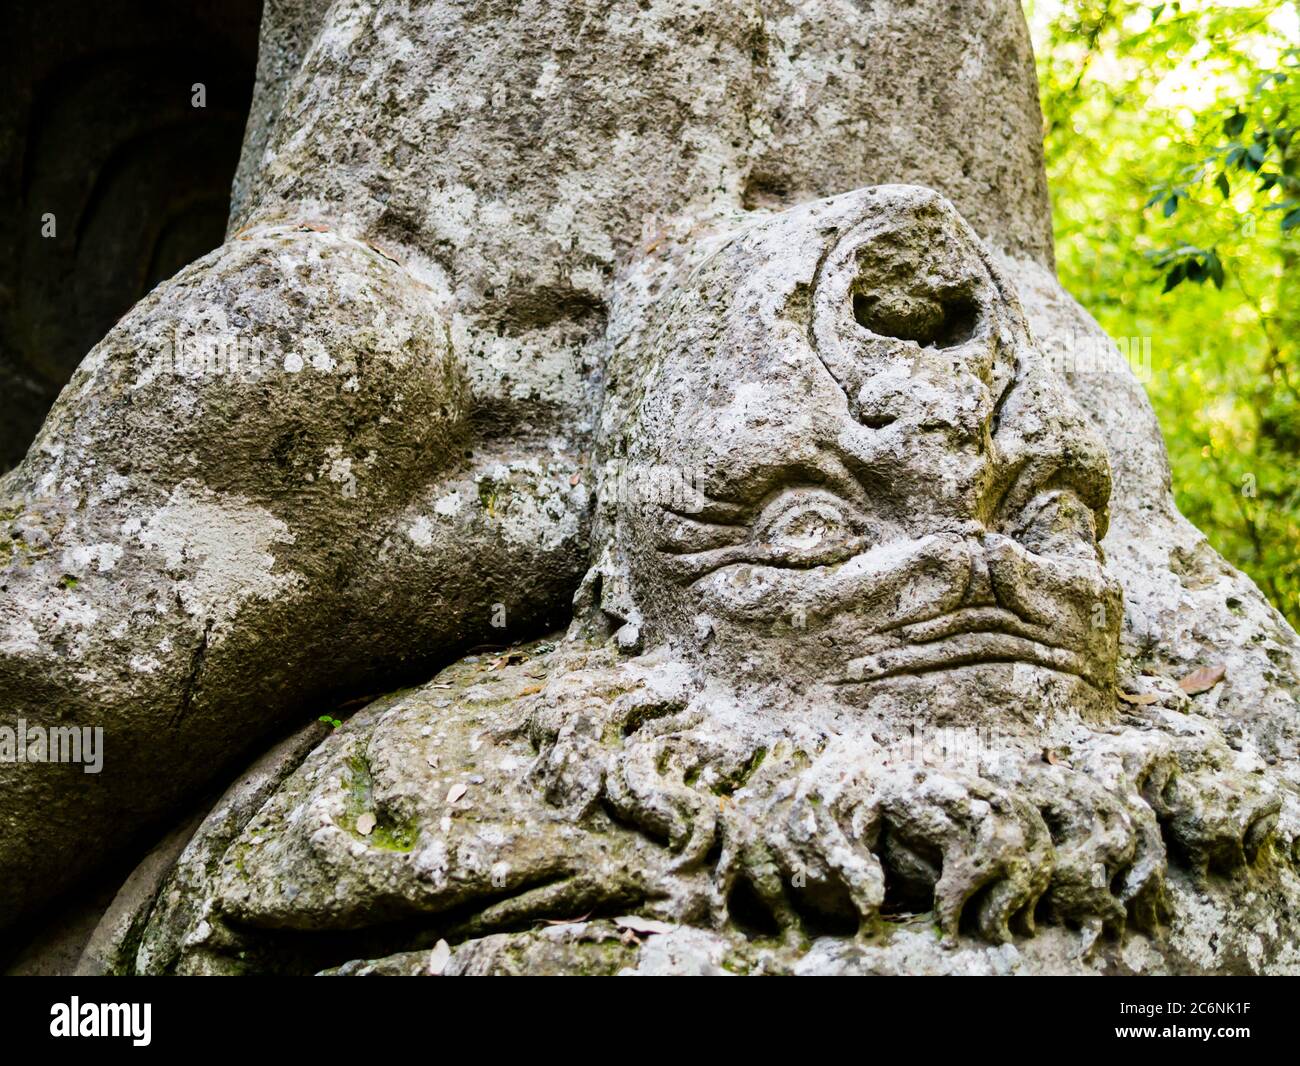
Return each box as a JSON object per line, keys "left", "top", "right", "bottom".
{"left": 838, "top": 607, "right": 1098, "bottom": 687}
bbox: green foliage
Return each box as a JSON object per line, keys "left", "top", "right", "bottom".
{"left": 1028, "top": 0, "right": 1300, "bottom": 626}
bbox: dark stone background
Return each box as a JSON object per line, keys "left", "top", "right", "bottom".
{"left": 0, "top": 0, "right": 263, "bottom": 471}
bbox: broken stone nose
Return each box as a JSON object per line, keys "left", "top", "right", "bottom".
{"left": 959, "top": 536, "right": 999, "bottom": 609}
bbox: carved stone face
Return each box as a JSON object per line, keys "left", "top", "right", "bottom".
{"left": 608, "top": 186, "right": 1121, "bottom": 724}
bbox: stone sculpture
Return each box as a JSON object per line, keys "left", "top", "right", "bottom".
{"left": 88, "top": 185, "right": 1300, "bottom": 976}
{"left": 3, "top": 0, "right": 1298, "bottom": 975}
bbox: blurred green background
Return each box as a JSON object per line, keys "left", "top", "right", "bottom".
{"left": 1027, "top": 0, "right": 1299, "bottom": 626}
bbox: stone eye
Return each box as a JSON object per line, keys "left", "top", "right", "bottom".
{"left": 752, "top": 488, "right": 868, "bottom": 566}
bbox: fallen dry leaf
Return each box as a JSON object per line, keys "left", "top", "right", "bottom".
{"left": 1117, "top": 690, "right": 1159, "bottom": 705}
{"left": 446, "top": 782, "right": 468, "bottom": 804}
{"left": 614, "top": 915, "right": 675, "bottom": 937}
{"left": 427, "top": 939, "right": 451, "bottom": 975}
{"left": 1178, "top": 664, "right": 1226, "bottom": 695}
{"left": 355, "top": 812, "right": 376, "bottom": 836}
{"left": 486, "top": 651, "right": 528, "bottom": 671}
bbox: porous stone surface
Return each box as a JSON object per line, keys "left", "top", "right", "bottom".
{"left": 0, "top": 223, "right": 586, "bottom": 928}
{"left": 110, "top": 633, "right": 1300, "bottom": 975}
{"left": 1003, "top": 253, "right": 1300, "bottom": 782}
{"left": 9, "top": 0, "right": 1300, "bottom": 975}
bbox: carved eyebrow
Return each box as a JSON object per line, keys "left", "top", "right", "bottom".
{"left": 663, "top": 498, "right": 749, "bottom": 525}
{"left": 681, "top": 449, "right": 875, "bottom": 516}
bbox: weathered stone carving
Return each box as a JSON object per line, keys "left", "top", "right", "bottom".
{"left": 112, "top": 188, "right": 1300, "bottom": 976}
{"left": 597, "top": 187, "right": 1122, "bottom": 722}
{"left": 4, "top": 0, "right": 1299, "bottom": 974}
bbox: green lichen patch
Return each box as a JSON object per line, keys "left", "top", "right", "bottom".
{"left": 342, "top": 751, "right": 418, "bottom": 851}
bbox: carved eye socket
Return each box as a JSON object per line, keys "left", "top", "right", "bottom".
{"left": 1008, "top": 490, "right": 1099, "bottom": 560}
{"left": 851, "top": 285, "right": 979, "bottom": 348}
{"left": 752, "top": 488, "right": 868, "bottom": 567}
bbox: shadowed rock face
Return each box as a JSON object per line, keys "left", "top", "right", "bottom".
{"left": 0, "top": 0, "right": 262, "bottom": 470}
